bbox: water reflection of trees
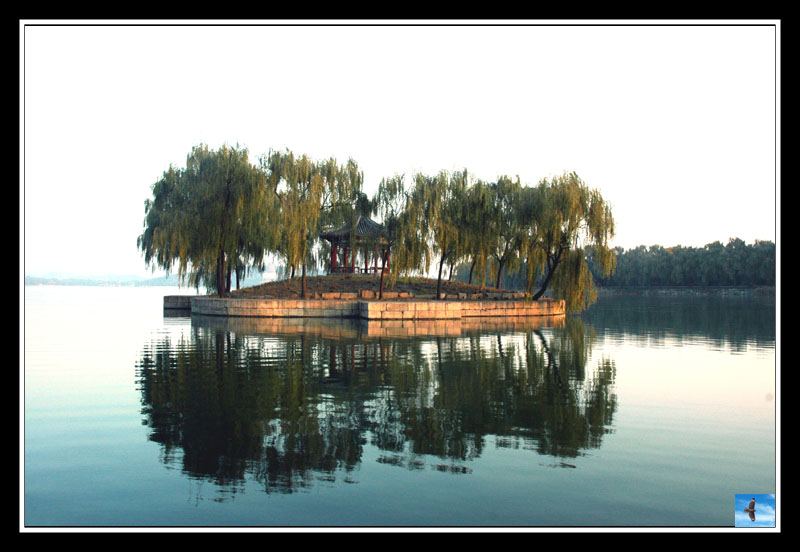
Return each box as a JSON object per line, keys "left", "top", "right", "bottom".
{"left": 136, "top": 317, "right": 616, "bottom": 496}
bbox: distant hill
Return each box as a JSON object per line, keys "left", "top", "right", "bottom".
{"left": 24, "top": 272, "right": 274, "bottom": 288}
{"left": 24, "top": 274, "right": 184, "bottom": 287}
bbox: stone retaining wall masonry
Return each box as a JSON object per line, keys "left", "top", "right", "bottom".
{"left": 184, "top": 296, "right": 565, "bottom": 320}
{"left": 163, "top": 295, "right": 193, "bottom": 309}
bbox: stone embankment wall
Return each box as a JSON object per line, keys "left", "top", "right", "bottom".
{"left": 191, "top": 312, "right": 566, "bottom": 340}
{"left": 163, "top": 295, "right": 193, "bottom": 310}
{"left": 167, "top": 295, "right": 566, "bottom": 320}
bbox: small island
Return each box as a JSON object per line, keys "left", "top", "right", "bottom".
{"left": 165, "top": 273, "right": 565, "bottom": 320}
{"left": 144, "top": 145, "right": 614, "bottom": 319}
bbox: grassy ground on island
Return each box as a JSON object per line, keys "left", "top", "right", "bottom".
{"left": 229, "top": 274, "right": 511, "bottom": 300}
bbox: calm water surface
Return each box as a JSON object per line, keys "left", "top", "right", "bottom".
{"left": 23, "top": 286, "right": 777, "bottom": 528}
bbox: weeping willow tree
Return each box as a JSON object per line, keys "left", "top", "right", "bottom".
{"left": 520, "top": 172, "right": 616, "bottom": 312}
{"left": 401, "top": 170, "right": 468, "bottom": 299}
{"left": 372, "top": 174, "right": 428, "bottom": 299}
{"left": 487, "top": 175, "right": 527, "bottom": 290}
{"left": 264, "top": 151, "right": 323, "bottom": 299}
{"left": 318, "top": 158, "right": 373, "bottom": 277}
{"left": 137, "top": 144, "right": 278, "bottom": 297}
{"left": 459, "top": 177, "right": 494, "bottom": 287}
{"left": 373, "top": 174, "right": 405, "bottom": 298}
{"left": 261, "top": 150, "right": 366, "bottom": 298}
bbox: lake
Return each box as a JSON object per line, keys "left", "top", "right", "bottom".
{"left": 22, "top": 286, "right": 777, "bottom": 529}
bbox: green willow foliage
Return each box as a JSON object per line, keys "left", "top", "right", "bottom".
{"left": 260, "top": 150, "right": 366, "bottom": 298}
{"left": 588, "top": 238, "right": 776, "bottom": 287}
{"left": 137, "top": 144, "right": 277, "bottom": 298}
{"left": 402, "top": 170, "right": 467, "bottom": 299}
{"left": 384, "top": 169, "right": 615, "bottom": 311}
{"left": 373, "top": 174, "right": 427, "bottom": 298}
{"left": 460, "top": 179, "right": 494, "bottom": 287}
{"left": 138, "top": 145, "right": 366, "bottom": 298}
{"left": 521, "top": 173, "right": 616, "bottom": 312}
{"left": 139, "top": 145, "right": 616, "bottom": 311}
{"left": 487, "top": 175, "right": 525, "bottom": 291}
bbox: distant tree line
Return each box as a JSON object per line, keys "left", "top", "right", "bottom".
{"left": 456, "top": 238, "right": 776, "bottom": 291}
{"left": 586, "top": 239, "right": 775, "bottom": 287}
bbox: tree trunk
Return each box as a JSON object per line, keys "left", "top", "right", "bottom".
{"left": 448, "top": 262, "right": 454, "bottom": 282}
{"left": 301, "top": 263, "right": 307, "bottom": 299}
{"left": 524, "top": 256, "right": 531, "bottom": 294}
{"left": 216, "top": 251, "right": 226, "bottom": 298}
{"left": 217, "top": 181, "right": 232, "bottom": 298}
{"left": 468, "top": 258, "right": 476, "bottom": 285}
{"left": 226, "top": 265, "right": 232, "bottom": 293}
{"left": 495, "top": 258, "right": 505, "bottom": 290}
{"left": 532, "top": 255, "right": 560, "bottom": 301}
{"left": 379, "top": 250, "right": 387, "bottom": 299}
{"left": 437, "top": 253, "right": 446, "bottom": 299}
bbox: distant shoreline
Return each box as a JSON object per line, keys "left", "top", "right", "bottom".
{"left": 24, "top": 275, "right": 184, "bottom": 287}
{"left": 597, "top": 285, "right": 775, "bottom": 297}
{"left": 23, "top": 275, "right": 777, "bottom": 299}
{"left": 23, "top": 274, "right": 272, "bottom": 288}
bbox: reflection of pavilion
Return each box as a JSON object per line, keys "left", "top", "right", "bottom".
{"left": 319, "top": 216, "right": 389, "bottom": 275}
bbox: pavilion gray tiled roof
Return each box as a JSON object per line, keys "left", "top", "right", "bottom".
{"left": 319, "top": 216, "right": 387, "bottom": 243}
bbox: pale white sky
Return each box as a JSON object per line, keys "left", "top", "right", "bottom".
{"left": 21, "top": 21, "right": 779, "bottom": 278}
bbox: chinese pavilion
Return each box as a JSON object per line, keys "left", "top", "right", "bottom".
{"left": 319, "top": 216, "right": 390, "bottom": 275}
